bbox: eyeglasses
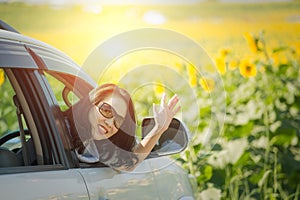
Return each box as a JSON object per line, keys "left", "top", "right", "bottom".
{"left": 98, "top": 102, "right": 124, "bottom": 129}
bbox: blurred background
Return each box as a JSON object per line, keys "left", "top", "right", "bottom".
{"left": 1, "top": 0, "right": 300, "bottom": 199}
{"left": 1, "top": 0, "right": 299, "bottom": 65}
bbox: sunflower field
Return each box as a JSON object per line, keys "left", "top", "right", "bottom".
{"left": 177, "top": 31, "right": 300, "bottom": 199}
{"left": 1, "top": 1, "right": 300, "bottom": 199}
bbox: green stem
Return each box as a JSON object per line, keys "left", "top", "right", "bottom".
{"left": 294, "top": 184, "right": 300, "bottom": 200}
{"left": 226, "top": 166, "right": 232, "bottom": 199}
{"left": 187, "top": 145, "right": 195, "bottom": 175}
{"left": 263, "top": 109, "right": 271, "bottom": 198}
{"left": 263, "top": 110, "right": 270, "bottom": 171}
{"left": 273, "top": 147, "right": 278, "bottom": 195}
{"left": 260, "top": 32, "right": 271, "bottom": 65}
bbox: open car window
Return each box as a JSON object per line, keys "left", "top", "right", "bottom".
{"left": 0, "top": 34, "right": 94, "bottom": 172}
{"left": 0, "top": 68, "right": 43, "bottom": 171}
{"left": 43, "top": 71, "right": 93, "bottom": 111}
{"left": 0, "top": 69, "right": 30, "bottom": 152}
{"left": 44, "top": 72, "right": 79, "bottom": 111}
{"left": 41, "top": 70, "right": 95, "bottom": 166}
{"left": 0, "top": 69, "right": 19, "bottom": 135}
{"left": 0, "top": 66, "right": 90, "bottom": 174}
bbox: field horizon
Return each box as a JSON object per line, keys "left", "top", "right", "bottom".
{"left": 1, "top": 1, "right": 299, "bottom": 67}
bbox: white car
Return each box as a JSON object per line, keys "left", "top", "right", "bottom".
{"left": 0, "top": 20, "right": 195, "bottom": 200}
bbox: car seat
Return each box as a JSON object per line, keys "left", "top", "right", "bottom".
{"left": 0, "top": 147, "right": 22, "bottom": 167}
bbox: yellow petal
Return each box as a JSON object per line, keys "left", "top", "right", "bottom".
{"left": 239, "top": 59, "right": 257, "bottom": 78}
{"left": 220, "top": 48, "right": 231, "bottom": 58}
{"left": 244, "top": 32, "right": 258, "bottom": 53}
{"left": 199, "top": 77, "right": 215, "bottom": 92}
{"left": 228, "top": 60, "right": 238, "bottom": 70}
{"left": 154, "top": 83, "right": 165, "bottom": 95}
{"left": 187, "top": 64, "right": 198, "bottom": 87}
{"left": 216, "top": 57, "right": 226, "bottom": 75}
{"left": 0, "top": 69, "right": 5, "bottom": 87}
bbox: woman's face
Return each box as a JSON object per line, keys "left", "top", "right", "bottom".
{"left": 89, "top": 94, "right": 127, "bottom": 140}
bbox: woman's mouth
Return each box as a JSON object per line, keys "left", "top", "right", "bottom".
{"left": 97, "top": 124, "right": 108, "bottom": 135}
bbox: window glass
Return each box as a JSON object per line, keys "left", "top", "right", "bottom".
{"left": 0, "top": 69, "right": 29, "bottom": 150}
{"left": 0, "top": 69, "right": 19, "bottom": 136}
{"left": 0, "top": 68, "right": 35, "bottom": 168}
{"left": 44, "top": 72, "right": 79, "bottom": 111}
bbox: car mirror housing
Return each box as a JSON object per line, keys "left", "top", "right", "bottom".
{"left": 141, "top": 118, "right": 189, "bottom": 158}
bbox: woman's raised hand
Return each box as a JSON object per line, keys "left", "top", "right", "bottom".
{"left": 153, "top": 93, "right": 181, "bottom": 132}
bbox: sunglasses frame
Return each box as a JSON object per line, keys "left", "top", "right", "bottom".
{"left": 97, "top": 102, "right": 124, "bottom": 129}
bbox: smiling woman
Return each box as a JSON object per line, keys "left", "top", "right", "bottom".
{"left": 64, "top": 83, "right": 180, "bottom": 171}
{"left": 64, "top": 83, "right": 138, "bottom": 168}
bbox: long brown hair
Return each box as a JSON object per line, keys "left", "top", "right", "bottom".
{"left": 64, "top": 83, "right": 138, "bottom": 168}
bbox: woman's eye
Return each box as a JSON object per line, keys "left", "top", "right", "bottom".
{"left": 105, "top": 110, "right": 113, "bottom": 117}
{"left": 103, "top": 109, "right": 109, "bottom": 114}
{"left": 107, "top": 110, "right": 112, "bottom": 115}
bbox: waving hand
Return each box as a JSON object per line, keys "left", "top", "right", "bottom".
{"left": 153, "top": 93, "right": 181, "bottom": 132}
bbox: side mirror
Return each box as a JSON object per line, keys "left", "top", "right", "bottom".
{"left": 141, "top": 118, "right": 189, "bottom": 158}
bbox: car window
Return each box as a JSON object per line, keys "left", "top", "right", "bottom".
{"left": 0, "top": 69, "right": 19, "bottom": 135}
{"left": 41, "top": 70, "right": 94, "bottom": 165}
{"left": 0, "top": 67, "right": 78, "bottom": 171}
{"left": 0, "top": 68, "right": 36, "bottom": 168}
{"left": 0, "top": 40, "right": 93, "bottom": 172}
{"left": 41, "top": 70, "right": 111, "bottom": 169}
{"left": 44, "top": 72, "right": 79, "bottom": 111}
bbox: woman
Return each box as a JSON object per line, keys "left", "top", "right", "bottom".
{"left": 64, "top": 83, "right": 180, "bottom": 172}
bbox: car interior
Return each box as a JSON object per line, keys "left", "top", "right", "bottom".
{"left": 0, "top": 69, "right": 41, "bottom": 169}
{"left": 0, "top": 20, "right": 94, "bottom": 169}
{"left": 0, "top": 64, "right": 96, "bottom": 171}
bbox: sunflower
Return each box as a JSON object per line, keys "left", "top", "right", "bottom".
{"left": 0, "top": 69, "right": 5, "bottom": 87}
{"left": 239, "top": 59, "right": 257, "bottom": 78}
{"left": 228, "top": 60, "right": 238, "bottom": 70}
{"left": 187, "top": 64, "right": 198, "bottom": 87}
{"left": 244, "top": 32, "right": 259, "bottom": 53}
{"left": 220, "top": 48, "right": 231, "bottom": 58}
{"left": 199, "top": 77, "right": 215, "bottom": 92}
{"left": 296, "top": 42, "right": 300, "bottom": 56}
{"left": 272, "top": 53, "right": 288, "bottom": 66}
{"left": 216, "top": 57, "right": 226, "bottom": 75}
{"left": 154, "top": 83, "right": 165, "bottom": 95}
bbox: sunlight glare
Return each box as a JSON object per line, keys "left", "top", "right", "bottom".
{"left": 82, "top": 4, "right": 102, "bottom": 14}
{"left": 143, "top": 10, "right": 166, "bottom": 25}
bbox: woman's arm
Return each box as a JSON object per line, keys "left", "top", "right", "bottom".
{"left": 132, "top": 93, "right": 181, "bottom": 168}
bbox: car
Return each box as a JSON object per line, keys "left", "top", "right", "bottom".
{"left": 0, "top": 20, "right": 196, "bottom": 200}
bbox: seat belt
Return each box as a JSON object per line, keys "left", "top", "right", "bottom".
{"left": 13, "top": 95, "right": 30, "bottom": 166}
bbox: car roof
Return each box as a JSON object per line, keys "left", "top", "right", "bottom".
{"left": 0, "top": 29, "right": 96, "bottom": 87}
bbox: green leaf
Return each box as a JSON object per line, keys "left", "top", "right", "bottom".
{"left": 193, "top": 143, "right": 203, "bottom": 155}
{"left": 211, "top": 143, "right": 222, "bottom": 151}
{"left": 224, "top": 122, "right": 254, "bottom": 139}
{"left": 249, "top": 169, "right": 264, "bottom": 185}
{"left": 258, "top": 170, "right": 272, "bottom": 188}
{"left": 234, "top": 151, "right": 252, "bottom": 166}
{"left": 197, "top": 165, "right": 213, "bottom": 183}
{"left": 271, "top": 126, "right": 297, "bottom": 147}
{"left": 210, "top": 169, "right": 226, "bottom": 187}
{"left": 272, "top": 46, "right": 289, "bottom": 53}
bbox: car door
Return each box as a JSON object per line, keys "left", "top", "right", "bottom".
{"left": 78, "top": 160, "right": 159, "bottom": 200}
{"left": 0, "top": 39, "right": 89, "bottom": 199}
{"left": 148, "top": 157, "right": 195, "bottom": 200}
